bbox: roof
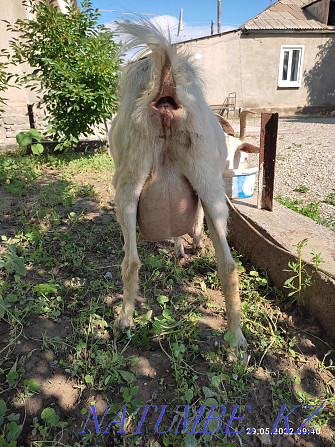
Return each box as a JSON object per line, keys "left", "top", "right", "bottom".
{"left": 241, "top": 0, "right": 331, "bottom": 32}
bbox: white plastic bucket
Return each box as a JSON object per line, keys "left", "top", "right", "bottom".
{"left": 223, "top": 167, "right": 258, "bottom": 199}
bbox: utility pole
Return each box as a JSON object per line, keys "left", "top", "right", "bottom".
{"left": 177, "top": 8, "right": 184, "bottom": 36}
{"left": 211, "top": 19, "right": 214, "bottom": 35}
{"left": 217, "top": 0, "right": 221, "bottom": 33}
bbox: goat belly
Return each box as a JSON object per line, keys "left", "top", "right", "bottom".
{"left": 137, "top": 170, "right": 198, "bottom": 242}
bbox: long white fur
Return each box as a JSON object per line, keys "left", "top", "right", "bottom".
{"left": 109, "top": 20, "right": 247, "bottom": 356}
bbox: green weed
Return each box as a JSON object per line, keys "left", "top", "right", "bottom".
{"left": 0, "top": 155, "right": 37, "bottom": 195}
{"left": 324, "top": 192, "right": 335, "bottom": 206}
{"left": 294, "top": 185, "right": 309, "bottom": 193}
{"left": 276, "top": 194, "right": 321, "bottom": 221}
{"left": 0, "top": 399, "right": 23, "bottom": 447}
{"left": 0, "top": 237, "right": 27, "bottom": 284}
{"left": 283, "top": 238, "right": 324, "bottom": 305}
{"left": 31, "top": 407, "right": 68, "bottom": 443}
{"left": 16, "top": 129, "right": 44, "bottom": 155}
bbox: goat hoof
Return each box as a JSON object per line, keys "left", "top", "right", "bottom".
{"left": 227, "top": 330, "right": 249, "bottom": 365}
{"left": 192, "top": 244, "right": 203, "bottom": 255}
{"left": 228, "top": 348, "right": 249, "bottom": 365}
{"left": 174, "top": 249, "right": 185, "bottom": 260}
{"left": 174, "top": 244, "right": 185, "bottom": 259}
{"left": 114, "top": 312, "right": 135, "bottom": 333}
{"left": 192, "top": 239, "right": 203, "bottom": 254}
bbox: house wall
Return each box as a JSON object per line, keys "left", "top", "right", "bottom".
{"left": 179, "top": 31, "right": 335, "bottom": 115}
{"left": 0, "top": 1, "right": 33, "bottom": 144}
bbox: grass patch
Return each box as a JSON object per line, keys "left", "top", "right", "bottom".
{"left": 294, "top": 185, "right": 309, "bottom": 194}
{"left": 324, "top": 192, "right": 335, "bottom": 206}
{"left": 0, "top": 148, "right": 334, "bottom": 446}
{"left": 276, "top": 194, "right": 334, "bottom": 231}
{"left": 275, "top": 194, "right": 321, "bottom": 220}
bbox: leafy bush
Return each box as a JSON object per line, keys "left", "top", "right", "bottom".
{"left": 16, "top": 129, "right": 44, "bottom": 155}
{"left": 6, "top": 0, "right": 121, "bottom": 150}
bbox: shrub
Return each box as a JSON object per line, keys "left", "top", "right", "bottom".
{"left": 6, "top": 0, "right": 121, "bottom": 150}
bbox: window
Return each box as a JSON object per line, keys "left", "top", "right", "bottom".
{"left": 278, "top": 45, "right": 304, "bottom": 88}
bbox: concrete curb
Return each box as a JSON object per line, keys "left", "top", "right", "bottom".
{"left": 227, "top": 196, "right": 335, "bottom": 341}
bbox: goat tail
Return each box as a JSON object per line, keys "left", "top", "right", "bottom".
{"left": 115, "top": 19, "right": 179, "bottom": 70}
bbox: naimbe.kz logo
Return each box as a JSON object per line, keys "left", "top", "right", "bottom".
{"left": 79, "top": 404, "right": 323, "bottom": 435}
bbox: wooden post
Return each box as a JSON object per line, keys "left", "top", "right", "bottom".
{"left": 27, "top": 104, "right": 35, "bottom": 129}
{"left": 257, "top": 112, "right": 278, "bottom": 211}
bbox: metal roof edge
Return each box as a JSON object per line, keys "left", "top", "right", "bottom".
{"left": 174, "top": 28, "right": 240, "bottom": 45}
{"left": 241, "top": 26, "right": 335, "bottom": 34}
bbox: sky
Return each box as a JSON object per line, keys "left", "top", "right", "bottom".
{"left": 91, "top": 0, "right": 276, "bottom": 42}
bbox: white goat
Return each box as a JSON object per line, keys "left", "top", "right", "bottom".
{"left": 109, "top": 20, "right": 247, "bottom": 356}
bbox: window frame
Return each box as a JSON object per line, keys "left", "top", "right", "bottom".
{"left": 278, "top": 45, "right": 305, "bottom": 88}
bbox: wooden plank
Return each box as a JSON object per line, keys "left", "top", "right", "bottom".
{"left": 27, "top": 104, "right": 35, "bottom": 129}
{"left": 257, "top": 113, "right": 279, "bottom": 211}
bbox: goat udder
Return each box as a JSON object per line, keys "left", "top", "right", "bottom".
{"left": 137, "top": 170, "right": 198, "bottom": 242}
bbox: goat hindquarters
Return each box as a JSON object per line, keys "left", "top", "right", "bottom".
{"left": 110, "top": 20, "right": 247, "bottom": 360}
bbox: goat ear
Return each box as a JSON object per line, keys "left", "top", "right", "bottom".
{"left": 237, "top": 142, "right": 260, "bottom": 153}
{"left": 239, "top": 109, "right": 256, "bottom": 142}
{"left": 215, "top": 113, "right": 235, "bottom": 137}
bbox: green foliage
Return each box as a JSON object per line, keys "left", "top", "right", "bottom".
{"left": 276, "top": 194, "right": 321, "bottom": 221}
{"left": 283, "top": 238, "right": 324, "bottom": 305}
{"left": 16, "top": 129, "right": 44, "bottom": 155}
{"left": 294, "top": 185, "right": 309, "bottom": 194}
{"left": 31, "top": 408, "right": 67, "bottom": 441}
{"left": 0, "top": 237, "right": 27, "bottom": 284}
{"left": 1, "top": 148, "right": 334, "bottom": 446}
{"left": 0, "top": 49, "right": 11, "bottom": 115}
{"left": 324, "top": 192, "right": 335, "bottom": 206}
{"left": 0, "top": 399, "right": 23, "bottom": 447}
{"left": 7, "top": 0, "right": 121, "bottom": 149}
{"left": 0, "top": 154, "right": 37, "bottom": 196}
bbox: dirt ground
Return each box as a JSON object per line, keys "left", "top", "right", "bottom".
{"left": 0, "top": 145, "right": 334, "bottom": 447}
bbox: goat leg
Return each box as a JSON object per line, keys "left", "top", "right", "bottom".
{"left": 203, "top": 206, "right": 247, "bottom": 362}
{"left": 191, "top": 200, "right": 204, "bottom": 253}
{"left": 184, "top": 167, "right": 247, "bottom": 360}
{"left": 174, "top": 237, "right": 185, "bottom": 258}
{"left": 114, "top": 183, "right": 142, "bottom": 332}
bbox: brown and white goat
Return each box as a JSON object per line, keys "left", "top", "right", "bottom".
{"left": 109, "top": 21, "right": 247, "bottom": 356}
{"left": 217, "top": 111, "right": 260, "bottom": 170}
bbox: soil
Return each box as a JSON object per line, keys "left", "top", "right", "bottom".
{"left": 0, "top": 145, "right": 334, "bottom": 447}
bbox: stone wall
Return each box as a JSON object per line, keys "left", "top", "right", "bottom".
{"left": 0, "top": 103, "right": 45, "bottom": 146}
{"left": 0, "top": 105, "right": 29, "bottom": 145}
{"left": 0, "top": 0, "right": 31, "bottom": 147}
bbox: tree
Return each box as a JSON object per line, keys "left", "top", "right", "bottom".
{"left": 6, "top": 0, "right": 121, "bottom": 150}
